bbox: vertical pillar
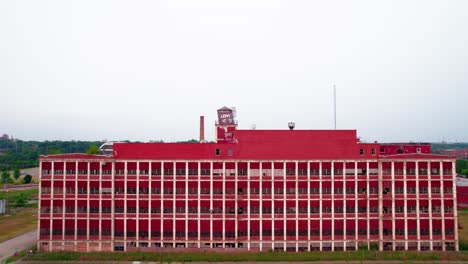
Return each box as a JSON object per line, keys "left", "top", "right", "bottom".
{"left": 354, "top": 161, "right": 358, "bottom": 251}
{"left": 307, "top": 161, "right": 311, "bottom": 251}
{"left": 259, "top": 162, "right": 263, "bottom": 251}
{"left": 366, "top": 161, "right": 370, "bottom": 250}
{"left": 234, "top": 161, "right": 238, "bottom": 248}
{"left": 331, "top": 161, "right": 335, "bottom": 251}
{"left": 186, "top": 161, "right": 189, "bottom": 247}
{"left": 378, "top": 161, "right": 383, "bottom": 251}
{"left": 283, "top": 161, "right": 286, "bottom": 251}
{"left": 49, "top": 161, "right": 54, "bottom": 250}
{"left": 391, "top": 161, "right": 395, "bottom": 251}
{"left": 271, "top": 161, "right": 274, "bottom": 251}
{"left": 86, "top": 161, "right": 91, "bottom": 252}
{"left": 343, "top": 161, "right": 346, "bottom": 252}
{"left": 62, "top": 162, "right": 66, "bottom": 249}
{"left": 416, "top": 161, "right": 420, "bottom": 251}
{"left": 110, "top": 160, "right": 116, "bottom": 250}
{"left": 173, "top": 161, "right": 176, "bottom": 247}
{"left": 136, "top": 162, "right": 140, "bottom": 245}
{"left": 440, "top": 161, "right": 445, "bottom": 251}
{"left": 197, "top": 161, "right": 201, "bottom": 248}
{"left": 160, "top": 162, "right": 164, "bottom": 245}
{"left": 74, "top": 161, "right": 78, "bottom": 251}
{"left": 247, "top": 161, "right": 251, "bottom": 250}
{"left": 210, "top": 161, "right": 213, "bottom": 247}
{"left": 453, "top": 160, "right": 459, "bottom": 251}
{"left": 123, "top": 162, "right": 128, "bottom": 251}
{"left": 98, "top": 161, "right": 102, "bottom": 251}
{"left": 222, "top": 161, "right": 226, "bottom": 248}
{"left": 37, "top": 160, "right": 43, "bottom": 250}
{"left": 295, "top": 161, "right": 299, "bottom": 252}
{"left": 403, "top": 162, "right": 408, "bottom": 250}
{"left": 428, "top": 161, "right": 433, "bottom": 250}
{"left": 148, "top": 162, "right": 152, "bottom": 243}
{"left": 319, "top": 161, "right": 323, "bottom": 251}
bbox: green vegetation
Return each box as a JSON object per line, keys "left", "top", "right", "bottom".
{"left": 457, "top": 159, "right": 468, "bottom": 177}
{"left": 24, "top": 250, "right": 468, "bottom": 262}
{"left": 459, "top": 209, "right": 468, "bottom": 250}
{"left": 13, "top": 167, "right": 20, "bottom": 180}
{"left": 22, "top": 173, "right": 32, "bottom": 184}
{"left": 86, "top": 144, "right": 100, "bottom": 154}
{"left": 1, "top": 170, "right": 12, "bottom": 184}
{"left": 0, "top": 189, "right": 38, "bottom": 207}
{"left": 0, "top": 138, "right": 103, "bottom": 171}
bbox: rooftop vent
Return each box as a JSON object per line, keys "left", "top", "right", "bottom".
{"left": 288, "top": 122, "right": 295, "bottom": 130}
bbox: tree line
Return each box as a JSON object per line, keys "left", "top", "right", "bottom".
{"left": 0, "top": 139, "right": 102, "bottom": 171}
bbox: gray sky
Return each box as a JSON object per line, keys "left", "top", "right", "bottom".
{"left": 1, "top": 0, "right": 467, "bottom": 143}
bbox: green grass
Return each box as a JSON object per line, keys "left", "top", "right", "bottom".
{"left": 0, "top": 188, "right": 38, "bottom": 202}
{"left": 24, "top": 250, "right": 468, "bottom": 262}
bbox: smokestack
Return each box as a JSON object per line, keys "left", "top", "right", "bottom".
{"left": 199, "top": 116, "right": 205, "bottom": 142}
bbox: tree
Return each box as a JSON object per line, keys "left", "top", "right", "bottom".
{"left": 14, "top": 193, "right": 26, "bottom": 207}
{"left": 1, "top": 170, "right": 9, "bottom": 184}
{"left": 47, "top": 148, "right": 62, "bottom": 155}
{"left": 23, "top": 174, "right": 32, "bottom": 184}
{"left": 13, "top": 168, "right": 21, "bottom": 180}
{"left": 462, "top": 168, "right": 468, "bottom": 177}
{"left": 86, "top": 144, "right": 100, "bottom": 154}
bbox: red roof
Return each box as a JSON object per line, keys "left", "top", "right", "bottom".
{"left": 380, "top": 153, "right": 454, "bottom": 160}
{"left": 113, "top": 129, "right": 379, "bottom": 160}
{"left": 40, "top": 153, "right": 112, "bottom": 160}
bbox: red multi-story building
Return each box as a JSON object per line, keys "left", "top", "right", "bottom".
{"left": 37, "top": 107, "right": 458, "bottom": 252}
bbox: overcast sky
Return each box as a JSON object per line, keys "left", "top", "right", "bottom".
{"left": 1, "top": 1, "right": 467, "bottom": 143}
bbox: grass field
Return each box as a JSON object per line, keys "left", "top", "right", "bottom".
{"left": 23, "top": 250, "right": 468, "bottom": 262}
{"left": 0, "top": 207, "right": 37, "bottom": 243}
{"left": 458, "top": 209, "right": 468, "bottom": 250}
{"left": 0, "top": 189, "right": 38, "bottom": 207}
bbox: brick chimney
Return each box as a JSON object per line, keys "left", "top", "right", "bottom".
{"left": 199, "top": 116, "right": 205, "bottom": 142}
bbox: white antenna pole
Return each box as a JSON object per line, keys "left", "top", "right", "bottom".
{"left": 334, "top": 85, "right": 337, "bottom": 130}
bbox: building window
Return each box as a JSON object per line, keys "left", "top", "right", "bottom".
{"left": 395, "top": 206, "right": 405, "bottom": 213}
{"left": 360, "top": 148, "right": 364, "bottom": 155}
{"left": 163, "top": 188, "right": 174, "bottom": 194}
{"left": 215, "top": 148, "right": 220, "bottom": 156}
{"left": 227, "top": 148, "right": 233, "bottom": 156}
{"left": 420, "top": 206, "right": 429, "bottom": 213}
{"left": 274, "top": 207, "right": 284, "bottom": 214}
{"left": 262, "top": 207, "right": 272, "bottom": 214}
{"left": 334, "top": 207, "right": 343, "bottom": 213}
{"left": 371, "top": 148, "right": 376, "bottom": 155}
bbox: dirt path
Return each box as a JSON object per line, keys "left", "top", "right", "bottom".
{"left": 0, "top": 229, "right": 36, "bottom": 263}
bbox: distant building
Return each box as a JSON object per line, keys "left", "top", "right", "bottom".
{"left": 38, "top": 107, "right": 458, "bottom": 252}
{"left": 439, "top": 149, "right": 468, "bottom": 160}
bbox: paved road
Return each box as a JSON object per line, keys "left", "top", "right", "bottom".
{"left": 2, "top": 183, "right": 38, "bottom": 191}
{"left": 0, "top": 229, "right": 36, "bottom": 263}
